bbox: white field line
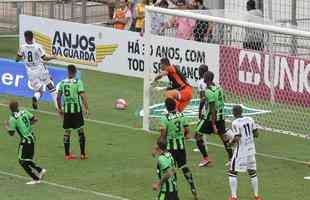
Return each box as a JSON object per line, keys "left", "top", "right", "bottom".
{"left": 0, "top": 34, "right": 18, "bottom": 38}
{"left": 0, "top": 170, "right": 130, "bottom": 200}
{"left": 0, "top": 103, "right": 308, "bottom": 167}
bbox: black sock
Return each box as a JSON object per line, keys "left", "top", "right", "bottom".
{"left": 19, "top": 160, "right": 39, "bottom": 180}
{"left": 28, "top": 161, "right": 42, "bottom": 173}
{"left": 78, "top": 132, "right": 86, "bottom": 155}
{"left": 64, "top": 135, "right": 70, "bottom": 156}
{"left": 224, "top": 142, "right": 233, "bottom": 160}
{"left": 182, "top": 166, "right": 197, "bottom": 193}
{"left": 196, "top": 139, "right": 207, "bottom": 158}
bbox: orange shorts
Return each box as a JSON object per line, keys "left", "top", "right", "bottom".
{"left": 176, "top": 86, "right": 193, "bottom": 112}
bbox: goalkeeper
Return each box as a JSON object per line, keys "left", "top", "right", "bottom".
{"left": 153, "top": 58, "right": 193, "bottom": 112}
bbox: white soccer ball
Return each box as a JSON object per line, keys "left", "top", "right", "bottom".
{"left": 115, "top": 98, "right": 128, "bottom": 110}
{"left": 224, "top": 128, "right": 236, "bottom": 143}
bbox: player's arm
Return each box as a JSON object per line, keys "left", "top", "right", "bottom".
{"left": 199, "top": 90, "right": 205, "bottom": 119}
{"left": 154, "top": 70, "right": 168, "bottom": 82}
{"left": 30, "top": 116, "right": 38, "bottom": 125}
{"left": 4, "top": 119, "right": 16, "bottom": 136}
{"left": 41, "top": 54, "right": 56, "bottom": 61}
{"left": 57, "top": 90, "right": 63, "bottom": 115}
{"left": 79, "top": 92, "right": 89, "bottom": 115}
{"left": 230, "top": 134, "right": 241, "bottom": 145}
{"left": 16, "top": 48, "right": 23, "bottom": 62}
{"left": 209, "top": 101, "right": 217, "bottom": 132}
{"left": 153, "top": 167, "right": 176, "bottom": 191}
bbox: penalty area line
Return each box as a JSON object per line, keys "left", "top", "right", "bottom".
{"left": 0, "top": 103, "right": 308, "bottom": 166}
{"left": 0, "top": 170, "right": 130, "bottom": 200}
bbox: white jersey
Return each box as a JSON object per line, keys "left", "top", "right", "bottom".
{"left": 18, "top": 42, "right": 46, "bottom": 73}
{"left": 197, "top": 78, "right": 206, "bottom": 92}
{"left": 231, "top": 116, "right": 257, "bottom": 157}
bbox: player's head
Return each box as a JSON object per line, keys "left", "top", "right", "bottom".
{"left": 198, "top": 64, "right": 208, "bottom": 79}
{"left": 158, "top": 0, "right": 168, "bottom": 8}
{"left": 9, "top": 100, "right": 19, "bottom": 113}
{"left": 157, "top": 137, "right": 167, "bottom": 151}
{"left": 246, "top": 0, "right": 256, "bottom": 11}
{"left": 204, "top": 70, "right": 214, "bottom": 85}
{"left": 165, "top": 98, "right": 176, "bottom": 112}
{"left": 232, "top": 105, "right": 243, "bottom": 118}
{"left": 68, "top": 64, "right": 77, "bottom": 78}
{"left": 160, "top": 58, "right": 170, "bottom": 70}
{"left": 24, "top": 30, "right": 33, "bottom": 43}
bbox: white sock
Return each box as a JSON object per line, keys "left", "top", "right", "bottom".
{"left": 49, "top": 89, "right": 58, "bottom": 109}
{"left": 229, "top": 175, "right": 238, "bottom": 198}
{"left": 34, "top": 92, "right": 41, "bottom": 101}
{"left": 250, "top": 175, "right": 259, "bottom": 197}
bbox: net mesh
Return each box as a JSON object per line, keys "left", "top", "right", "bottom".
{"left": 144, "top": 7, "right": 310, "bottom": 136}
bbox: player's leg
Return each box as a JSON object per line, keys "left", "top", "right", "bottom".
{"left": 165, "top": 90, "right": 180, "bottom": 102}
{"left": 166, "top": 191, "right": 180, "bottom": 200}
{"left": 176, "top": 86, "right": 193, "bottom": 112}
{"left": 195, "top": 119, "right": 210, "bottom": 167}
{"left": 63, "top": 113, "right": 76, "bottom": 160}
{"left": 43, "top": 70, "right": 58, "bottom": 109}
{"left": 74, "top": 112, "right": 87, "bottom": 159}
{"left": 18, "top": 143, "right": 42, "bottom": 183}
{"left": 228, "top": 170, "right": 238, "bottom": 200}
{"left": 29, "top": 78, "right": 43, "bottom": 109}
{"left": 217, "top": 120, "right": 233, "bottom": 164}
{"left": 247, "top": 155, "right": 261, "bottom": 200}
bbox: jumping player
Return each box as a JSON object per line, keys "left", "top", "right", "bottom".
{"left": 57, "top": 65, "right": 88, "bottom": 160}
{"left": 159, "top": 98, "right": 198, "bottom": 200}
{"left": 195, "top": 71, "right": 233, "bottom": 165}
{"left": 228, "top": 105, "right": 262, "bottom": 200}
{"left": 153, "top": 58, "right": 193, "bottom": 112}
{"left": 4, "top": 100, "right": 46, "bottom": 185}
{"left": 152, "top": 138, "right": 180, "bottom": 200}
{"left": 16, "top": 30, "right": 58, "bottom": 110}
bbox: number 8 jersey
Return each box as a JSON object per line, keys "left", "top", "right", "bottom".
{"left": 231, "top": 116, "right": 258, "bottom": 157}
{"left": 17, "top": 43, "right": 46, "bottom": 73}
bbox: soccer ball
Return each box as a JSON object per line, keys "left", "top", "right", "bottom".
{"left": 115, "top": 98, "right": 128, "bottom": 110}
{"left": 224, "top": 128, "right": 236, "bottom": 143}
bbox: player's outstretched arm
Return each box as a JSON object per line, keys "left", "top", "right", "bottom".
{"left": 42, "top": 54, "right": 57, "bottom": 61}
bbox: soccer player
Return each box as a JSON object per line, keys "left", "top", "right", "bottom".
{"left": 227, "top": 105, "right": 262, "bottom": 200}
{"left": 195, "top": 71, "right": 233, "bottom": 165}
{"left": 153, "top": 58, "right": 193, "bottom": 112}
{"left": 4, "top": 100, "right": 46, "bottom": 185}
{"left": 57, "top": 64, "right": 88, "bottom": 160}
{"left": 159, "top": 98, "right": 198, "bottom": 200}
{"left": 195, "top": 64, "right": 210, "bottom": 167}
{"left": 152, "top": 138, "right": 180, "bottom": 200}
{"left": 16, "top": 30, "right": 57, "bottom": 110}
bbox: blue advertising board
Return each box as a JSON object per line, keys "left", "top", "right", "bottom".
{"left": 0, "top": 58, "right": 67, "bottom": 102}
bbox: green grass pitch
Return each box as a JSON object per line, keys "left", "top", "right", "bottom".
{"left": 0, "top": 36, "right": 309, "bottom": 200}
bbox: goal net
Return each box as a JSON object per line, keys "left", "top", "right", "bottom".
{"left": 143, "top": 6, "right": 310, "bottom": 138}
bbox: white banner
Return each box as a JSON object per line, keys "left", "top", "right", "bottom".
{"left": 19, "top": 15, "right": 220, "bottom": 86}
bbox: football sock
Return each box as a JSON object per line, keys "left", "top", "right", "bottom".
{"left": 181, "top": 166, "right": 197, "bottom": 193}
{"left": 64, "top": 134, "right": 70, "bottom": 156}
{"left": 250, "top": 173, "right": 259, "bottom": 197}
{"left": 49, "top": 88, "right": 58, "bottom": 109}
{"left": 224, "top": 142, "right": 233, "bottom": 160}
{"left": 229, "top": 173, "right": 238, "bottom": 198}
{"left": 34, "top": 92, "right": 41, "bottom": 101}
{"left": 19, "top": 160, "right": 40, "bottom": 180}
{"left": 196, "top": 138, "right": 208, "bottom": 158}
{"left": 28, "top": 161, "right": 42, "bottom": 173}
{"left": 78, "top": 132, "right": 86, "bottom": 155}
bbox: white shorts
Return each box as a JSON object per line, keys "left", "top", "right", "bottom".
{"left": 230, "top": 154, "right": 257, "bottom": 172}
{"left": 28, "top": 67, "right": 53, "bottom": 91}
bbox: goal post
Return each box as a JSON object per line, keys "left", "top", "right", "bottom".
{"left": 143, "top": 6, "right": 310, "bottom": 137}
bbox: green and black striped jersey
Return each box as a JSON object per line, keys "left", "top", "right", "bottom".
{"left": 58, "top": 78, "right": 85, "bottom": 113}
{"left": 157, "top": 152, "right": 177, "bottom": 192}
{"left": 160, "top": 112, "right": 188, "bottom": 151}
{"left": 8, "top": 110, "right": 35, "bottom": 144}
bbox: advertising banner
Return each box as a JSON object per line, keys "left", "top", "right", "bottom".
{"left": 0, "top": 58, "right": 67, "bottom": 101}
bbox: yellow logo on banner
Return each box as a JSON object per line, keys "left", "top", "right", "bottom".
{"left": 33, "top": 31, "right": 118, "bottom": 66}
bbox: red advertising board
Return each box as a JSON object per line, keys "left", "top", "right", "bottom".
{"left": 219, "top": 46, "right": 310, "bottom": 106}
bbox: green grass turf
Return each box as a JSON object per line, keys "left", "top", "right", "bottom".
{"left": 0, "top": 36, "right": 310, "bottom": 200}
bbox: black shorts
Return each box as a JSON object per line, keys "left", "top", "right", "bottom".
{"left": 157, "top": 191, "right": 179, "bottom": 200}
{"left": 196, "top": 119, "right": 226, "bottom": 135}
{"left": 18, "top": 143, "right": 34, "bottom": 161}
{"left": 169, "top": 149, "right": 187, "bottom": 168}
{"left": 63, "top": 112, "right": 84, "bottom": 130}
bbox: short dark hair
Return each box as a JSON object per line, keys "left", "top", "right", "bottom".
{"left": 158, "top": 0, "right": 169, "bottom": 8}
{"left": 160, "top": 58, "right": 170, "bottom": 66}
{"left": 204, "top": 70, "right": 214, "bottom": 83}
{"left": 157, "top": 137, "right": 167, "bottom": 151}
{"left": 247, "top": 0, "right": 256, "bottom": 10}
{"left": 68, "top": 64, "right": 77, "bottom": 75}
{"left": 165, "top": 98, "right": 176, "bottom": 112}
{"left": 24, "top": 30, "right": 33, "bottom": 41}
{"left": 9, "top": 100, "right": 19, "bottom": 113}
{"left": 232, "top": 105, "right": 243, "bottom": 117}
{"left": 198, "top": 64, "right": 208, "bottom": 79}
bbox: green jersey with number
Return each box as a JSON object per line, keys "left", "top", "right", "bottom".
{"left": 58, "top": 78, "right": 85, "bottom": 113}
{"left": 8, "top": 110, "right": 35, "bottom": 144}
{"left": 205, "top": 85, "right": 225, "bottom": 121}
{"left": 160, "top": 112, "right": 188, "bottom": 150}
{"left": 157, "top": 152, "right": 177, "bottom": 192}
